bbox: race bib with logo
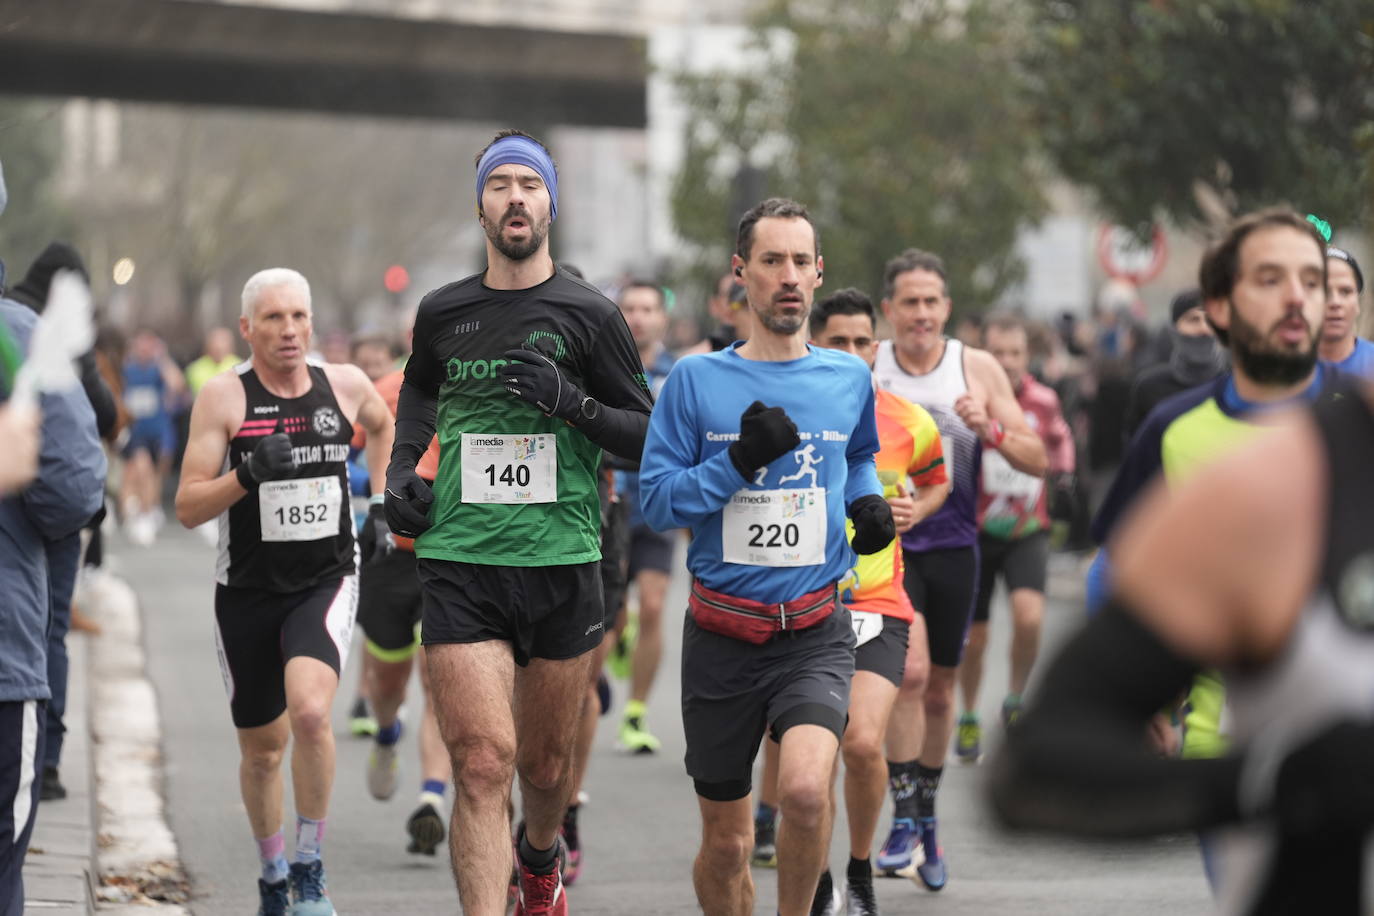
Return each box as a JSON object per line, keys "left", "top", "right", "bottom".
{"left": 981, "top": 450, "right": 1043, "bottom": 503}
{"left": 125, "top": 385, "right": 160, "bottom": 419}
{"left": 850, "top": 609, "right": 884, "bottom": 647}
{"left": 460, "top": 433, "right": 557, "bottom": 504}
{"left": 722, "top": 487, "right": 827, "bottom": 567}
{"left": 259, "top": 475, "right": 341, "bottom": 542}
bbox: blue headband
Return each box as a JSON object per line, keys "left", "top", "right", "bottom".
{"left": 475, "top": 136, "right": 558, "bottom": 222}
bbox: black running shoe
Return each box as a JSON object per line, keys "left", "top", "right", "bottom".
{"left": 406, "top": 801, "right": 445, "bottom": 856}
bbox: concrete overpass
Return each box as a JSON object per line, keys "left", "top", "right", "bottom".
{"left": 0, "top": 0, "right": 646, "bottom": 127}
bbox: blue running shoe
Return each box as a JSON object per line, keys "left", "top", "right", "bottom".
{"left": 914, "top": 817, "right": 947, "bottom": 891}
{"left": 288, "top": 860, "right": 335, "bottom": 915}
{"left": 874, "top": 817, "right": 919, "bottom": 876}
{"left": 258, "top": 877, "right": 289, "bottom": 916}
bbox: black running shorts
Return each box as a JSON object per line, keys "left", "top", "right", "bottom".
{"left": 357, "top": 549, "right": 423, "bottom": 660}
{"left": 627, "top": 524, "right": 676, "bottom": 578}
{"left": 973, "top": 530, "right": 1050, "bottom": 624}
{"left": 853, "top": 614, "right": 909, "bottom": 688}
{"left": 902, "top": 545, "right": 979, "bottom": 669}
{"left": 417, "top": 559, "right": 605, "bottom": 667}
{"left": 214, "top": 576, "right": 358, "bottom": 729}
{"left": 682, "top": 606, "right": 854, "bottom": 800}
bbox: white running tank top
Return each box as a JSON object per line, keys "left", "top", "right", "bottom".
{"left": 873, "top": 338, "right": 981, "bottom": 551}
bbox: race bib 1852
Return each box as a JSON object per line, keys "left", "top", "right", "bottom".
{"left": 722, "top": 487, "right": 827, "bottom": 567}
{"left": 460, "top": 433, "right": 557, "bottom": 504}
{"left": 259, "top": 475, "right": 341, "bottom": 542}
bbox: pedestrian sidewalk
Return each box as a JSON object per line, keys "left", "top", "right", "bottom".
{"left": 21, "top": 632, "right": 97, "bottom": 915}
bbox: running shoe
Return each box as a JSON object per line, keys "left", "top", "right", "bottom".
{"left": 913, "top": 817, "right": 947, "bottom": 891}
{"left": 367, "top": 740, "right": 399, "bottom": 800}
{"left": 349, "top": 697, "right": 378, "bottom": 738}
{"left": 257, "top": 877, "right": 290, "bottom": 916}
{"left": 618, "top": 700, "right": 661, "bottom": 754}
{"left": 513, "top": 840, "right": 568, "bottom": 916}
{"left": 844, "top": 874, "right": 879, "bottom": 915}
{"left": 607, "top": 613, "right": 637, "bottom": 681}
{"left": 955, "top": 713, "right": 982, "bottom": 763}
{"left": 874, "top": 818, "right": 920, "bottom": 876}
{"left": 751, "top": 811, "right": 777, "bottom": 867}
{"left": 40, "top": 766, "right": 66, "bottom": 801}
{"left": 560, "top": 806, "right": 582, "bottom": 886}
{"left": 406, "top": 801, "right": 445, "bottom": 856}
{"left": 809, "top": 869, "right": 842, "bottom": 916}
{"left": 287, "top": 860, "right": 334, "bottom": 915}
{"left": 1002, "top": 695, "right": 1023, "bottom": 728}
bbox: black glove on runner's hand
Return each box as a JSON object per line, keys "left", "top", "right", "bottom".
{"left": 235, "top": 431, "right": 296, "bottom": 489}
{"left": 728, "top": 401, "right": 801, "bottom": 480}
{"left": 502, "top": 347, "right": 584, "bottom": 420}
{"left": 848, "top": 493, "right": 896, "bottom": 555}
{"left": 358, "top": 501, "right": 395, "bottom": 565}
{"left": 384, "top": 465, "right": 435, "bottom": 539}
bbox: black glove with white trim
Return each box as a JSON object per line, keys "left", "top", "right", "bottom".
{"left": 384, "top": 463, "right": 434, "bottom": 539}
{"left": 502, "top": 346, "right": 583, "bottom": 420}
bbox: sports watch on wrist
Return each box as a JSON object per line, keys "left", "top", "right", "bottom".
{"left": 578, "top": 395, "right": 601, "bottom": 423}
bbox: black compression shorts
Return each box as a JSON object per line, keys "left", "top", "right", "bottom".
{"left": 853, "top": 614, "right": 909, "bottom": 688}
{"left": 903, "top": 545, "right": 979, "bottom": 669}
{"left": 358, "top": 549, "right": 422, "bottom": 660}
{"left": 974, "top": 530, "right": 1050, "bottom": 624}
{"left": 682, "top": 606, "right": 854, "bottom": 801}
{"left": 417, "top": 559, "right": 605, "bottom": 667}
{"left": 214, "top": 576, "right": 358, "bottom": 729}
{"left": 627, "top": 524, "right": 676, "bottom": 578}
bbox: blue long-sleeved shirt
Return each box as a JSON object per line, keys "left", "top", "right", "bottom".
{"left": 0, "top": 300, "right": 106, "bottom": 702}
{"left": 639, "top": 343, "right": 881, "bottom": 603}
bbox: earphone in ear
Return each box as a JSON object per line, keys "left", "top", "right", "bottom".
{"left": 734, "top": 267, "right": 743, "bottom": 278}
{"left": 816, "top": 269, "right": 824, "bottom": 280}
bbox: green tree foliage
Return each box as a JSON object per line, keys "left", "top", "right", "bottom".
{"left": 671, "top": 0, "right": 1046, "bottom": 313}
{"left": 0, "top": 101, "right": 74, "bottom": 282}
{"left": 1023, "top": 0, "right": 1374, "bottom": 231}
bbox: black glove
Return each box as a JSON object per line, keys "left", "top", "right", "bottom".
{"left": 357, "top": 501, "right": 394, "bottom": 565}
{"left": 848, "top": 493, "right": 896, "bottom": 555}
{"left": 1271, "top": 720, "right": 1374, "bottom": 839}
{"left": 502, "top": 346, "right": 583, "bottom": 420}
{"left": 728, "top": 401, "right": 801, "bottom": 480}
{"left": 235, "top": 431, "right": 296, "bottom": 489}
{"left": 384, "top": 465, "right": 435, "bottom": 539}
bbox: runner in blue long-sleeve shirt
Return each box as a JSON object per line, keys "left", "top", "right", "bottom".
{"left": 638, "top": 197, "right": 892, "bottom": 916}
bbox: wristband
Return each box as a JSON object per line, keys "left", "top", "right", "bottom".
{"left": 984, "top": 419, "right": 1006, "bottom": 449}
{"left": 235, "top": 461, "right": 256, "bottom": 490}
{"left": 369, "top": 493, "right": 385, "bottom": 506}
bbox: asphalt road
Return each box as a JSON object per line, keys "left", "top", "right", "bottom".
{"left": 115, "top": 525, "right": 1213, "bottom": 915}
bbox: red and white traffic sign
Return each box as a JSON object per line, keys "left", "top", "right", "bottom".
{"left": 1097, "top": 223, "right": 1168, "bottom": 284}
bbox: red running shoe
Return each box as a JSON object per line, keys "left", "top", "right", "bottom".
{"left": 513, "top": 837, "right": 567, "bottom": 916}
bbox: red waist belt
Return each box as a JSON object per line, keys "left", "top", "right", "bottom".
{"left": 688, "top": 580, "right": 838, "bottom": 644}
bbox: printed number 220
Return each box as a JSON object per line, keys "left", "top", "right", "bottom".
{"left": 747, "top": 523, "right": 799, "bottom": 548}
